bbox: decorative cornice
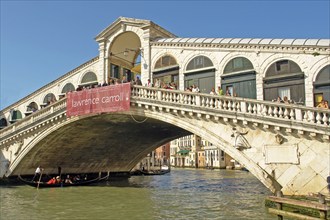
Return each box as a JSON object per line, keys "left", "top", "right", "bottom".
{"left": 150, "top": 41, "right": 330, "bottom": 55}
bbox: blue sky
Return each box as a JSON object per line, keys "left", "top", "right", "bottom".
{"left": 1, "top": 1, "right": 329, "bottom": 109}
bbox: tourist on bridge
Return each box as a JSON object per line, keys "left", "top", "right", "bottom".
{"left": 154, "top": 79, "right": 160, "bottom": 88}
{"left": 217, "top": 86, "right": 224, "bottom": 95}
{"left": 317, "top": 99, "right": 329, "bottom": 109}
{"left": 135, "top": 76, "right": 142, "bottom": 85}
{"left": 146, "top": 79, "right": 152, "bottom": 87}
{"left": 192, "top": 84, "right": 200, "bottom": 93}
{"left": 210, "top": 88, "right": 216, "bottom": 95}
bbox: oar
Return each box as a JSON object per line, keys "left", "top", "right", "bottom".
{"left": 36, "top": 169, "right": 43, "bottom": 190}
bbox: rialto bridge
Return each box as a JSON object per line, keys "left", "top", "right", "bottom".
{"left": 0, "top": 17, "right": 329, "bottom": 196}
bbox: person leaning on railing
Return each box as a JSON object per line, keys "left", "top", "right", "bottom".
{"left": 317, "top": 99, "right": 329, "bottom": 109}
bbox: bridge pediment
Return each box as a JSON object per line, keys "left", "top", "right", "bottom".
{"left": 95, "top": 17, "right": 176, "bottom": 42}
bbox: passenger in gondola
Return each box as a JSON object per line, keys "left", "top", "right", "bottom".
{"left": 73, "top": 175, "right": 81, "bottom": 182}
{"left": 47, "top": 177, "right": 56, "bottom": 184}
{"left": 55, "top": 176, "right": 62, "bottom": 183}
{"left": 65, "top": 175, "right": 73, "bottom": 184}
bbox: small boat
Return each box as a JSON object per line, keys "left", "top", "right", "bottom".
{"left": 18, "top": 173, "right": 109, "bottom": 188}
{"left": 134, "top": 169, "right": 170, "bottom": 176}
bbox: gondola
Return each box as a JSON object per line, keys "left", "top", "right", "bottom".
{"left": 18, "top": 173, "right": 109, "bottom": 188}
{"left": 133, "top": 169, "right": 170, "bottom": 176}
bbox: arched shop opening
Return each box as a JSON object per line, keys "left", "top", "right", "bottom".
{"left": 263, "top": 59, "right": 305, "bottom": 104}
{"left": 0, "top": 118, "right": 8, "bottom": 129}
{"left": 184, "top": 56, "right": 215, "bottom": 94}
{"left": 61, "top": 83, "right": 75, "bottom": 94}
{"left": 25, "top": 102, "right": 38, "bottom": 116}
{"left": 108, "top": 32, "right": 141, "bottom": 83}
{"left": 59, "top": 82, "right": 76, "bottom": 99}
{"left": 43, "top": 93, "right": 57, "bottom": 107}
{"left": 79, "top": 72, "right": 98, "bottom": 88}
{"left": 221, "top": 57, "right": 256, "bottom": 98}
{"left": 152, "top": 55, "right": 179, "bottom": 88}
{"left": 313, "top": 65, "right": 330, "bottom": 107}
{"left": 9, "top": 110, "right": 22, "bottom": 123}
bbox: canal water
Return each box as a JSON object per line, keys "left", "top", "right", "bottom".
{"left": 1, "top": 168, "right": 276, "bottom": 220}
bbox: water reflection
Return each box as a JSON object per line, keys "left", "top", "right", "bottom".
{"left": 1, "top": 168, "right": 275, "bottom": 220}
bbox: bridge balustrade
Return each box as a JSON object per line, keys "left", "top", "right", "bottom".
{"left": 131, "top": 86, "right": 330, "bottom": 131}
{"left": 1, "top": 85, "right": 329, "bottom": 141}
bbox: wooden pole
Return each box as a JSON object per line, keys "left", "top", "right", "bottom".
{"left": 36, "top": 169, "right": 43, "bottom": 190}
{"left": 276, "top": 190, "right": 283, "bottom": 220}
{"left": 318, "top": 193, "right": 326, "bottom": 219}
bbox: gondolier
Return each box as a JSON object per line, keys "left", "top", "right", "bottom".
{"left": 32, "top": 166, "right": 43, "bottom": 181}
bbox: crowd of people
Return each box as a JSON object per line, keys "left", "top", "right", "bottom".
{"left": 22, "top": 76, "right": 329, "bottom": 118}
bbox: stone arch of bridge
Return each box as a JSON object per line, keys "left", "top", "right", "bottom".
{"left": 8, "top": 107, "right": 280, "bottom": 193}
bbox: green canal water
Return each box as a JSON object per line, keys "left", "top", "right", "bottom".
{"left": 1, "top": 168, "right": 276, "bottom": 220}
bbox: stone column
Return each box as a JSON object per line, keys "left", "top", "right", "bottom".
{"left": 98, "top": 41, "right": 107, "bottom": 83}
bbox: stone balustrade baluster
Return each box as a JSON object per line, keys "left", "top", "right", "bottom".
{"left": 240, "top": 101, "right": 247, "bottom": 113}
{"left": 183, "top": 94, "right": 187, "bottom": 104}
{"left": 262, "top": 105, "right": 268, "bottom": 116}
{"left": 138, "top": 88, "right": 143, "bottom": 98}
{"left": 303, "top": 110, "right": 308, "bottom": 122}
{"left": 202, "top": 97, "right": 206, "bottom": 107}
{"left": 289, "top": 108, "right": 295, "bottom": 120}
{"left": 323, "top": 113, "right": 329, "bottom": 125}
{"left": 223, "top": 100, "right": 228, "bottom": 110}
{"left": 247, "top": 102, "right": 252, "bottom": 113}
{"left": 308, "top": 111, "right": 315, "bottom": 123}
{"left": 251, "top": 103, "right": 256, "bottom": 114}
{"left": 195, "top": 95, "right": 200, "bottom": 106}
{"left": 278, "top": 107, "right": 283, "bottom": 118}
{"left": 210, "top": 98, "right": 214, "bottom": 108}
{"left": 284, "top": 108, "right": 289, "bottom": 119}
{"left": 218, "top": 99, "right": 223, "bottom": 109}
{"left": 268, "top": 106, "right": 274, "bottom": 117}
{"left": 188, "top": 95, "right": 192, "bottom": 105}
{"left": 257, "top": 104, "right": 262, "bottom": 115}
{"left": 236, "top": 101, "right": 240, "bottom": 112}
{"left": 316, "top": 112, "right": 322, "bottom": 124}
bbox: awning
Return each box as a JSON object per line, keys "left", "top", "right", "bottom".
{"left": 131, "top": 64, "right": 141, "bottom": 73}
{"left": 177, "top": 149, "right": 190, "bottom": 155}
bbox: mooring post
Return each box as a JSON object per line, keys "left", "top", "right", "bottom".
{"left": 318, "top": 193, "right": 326, "bottom": 219}
{"left": 276, "top": 190, "right": 283, "bottom": 220}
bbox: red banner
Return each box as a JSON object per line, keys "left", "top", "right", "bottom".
{"left": 66, "top": 83, "right": 131, "bottom": 117}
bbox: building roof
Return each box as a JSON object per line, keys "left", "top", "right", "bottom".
{"left": 155, "top": 38, "right": 330, "bottom": 47}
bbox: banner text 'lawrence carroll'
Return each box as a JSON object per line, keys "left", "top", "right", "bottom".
{"left": 66, "top": 83, "right": 130, "bottom": 117}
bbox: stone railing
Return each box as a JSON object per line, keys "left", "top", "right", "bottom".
{"left": 131, "top": 86, "right": 330, "bottom": 133}
{"left": 1, "top": 85, "right": 329, "bottom": 141}
{"left": 0, "top": 100, "right": 67, "bottom": 140}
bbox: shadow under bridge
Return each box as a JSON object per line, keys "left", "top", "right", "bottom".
{"left": 14, "top": 113, "right": 191, "bottom": 176}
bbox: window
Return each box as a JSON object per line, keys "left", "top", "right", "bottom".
{"left": 0, "top": 118, "right": 8, "bottom": 128}
{"left": 61, "top": 83, "right": 75, "bottom": 94}
{"left": 43, "top": 93, "right": 56, "bottom": 104}
{"left": 27, "top": 102, "right": 38, "bottom": 112}
{"left": 265, "top": 60, "right": 302, "bottom": 77}
{"left": 81, "top": 72, "right": 97, "bottom": 84}
{"left": 154, "top": 55, "right": 177, "bottom": 69}
{"left": 186, "top": 56, "right": 213, "bottom": 71}
{"left": 111, "top": 64, "right": 119, "bottom": 79}
{"left": 276, "top": 60, "right": 289, "bottom": 72}
{"left": 278, "top": 87, "right": 291, "bottom": 100}
{"left": 224, "top": 57, "right": 253, "bottom": 73}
